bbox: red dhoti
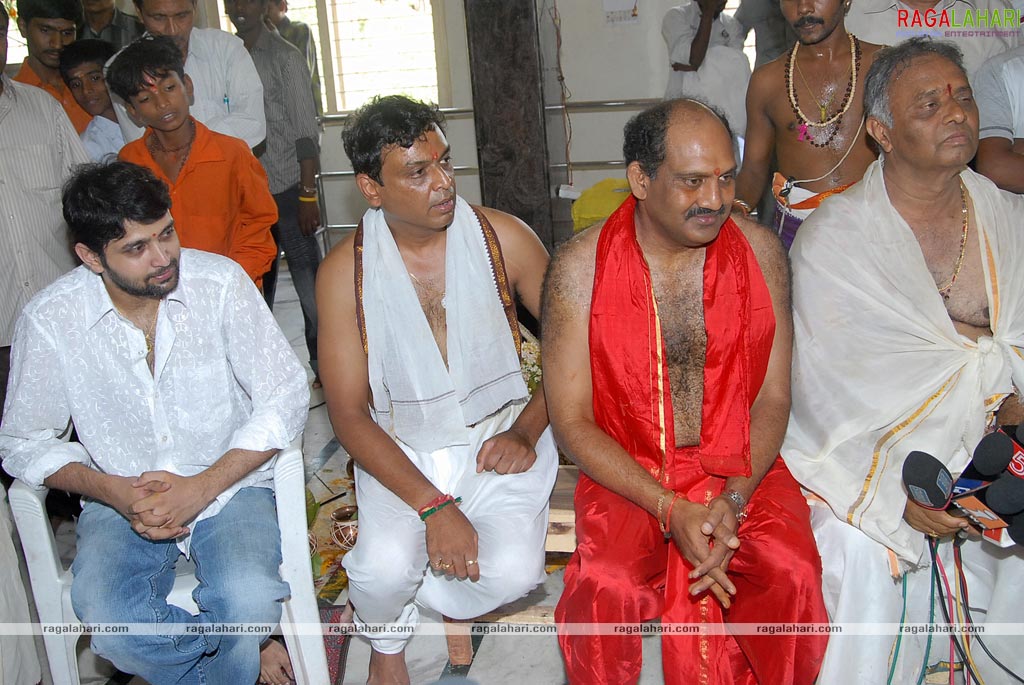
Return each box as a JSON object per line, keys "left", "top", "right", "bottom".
{"left": 555, "top": 196, "right": 828, "bottom": 684}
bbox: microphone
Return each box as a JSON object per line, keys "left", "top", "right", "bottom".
{"left": 987, "top": 472, "right": 1024, "bottom": 514}
{"left": 902, "top": 450, "right": 953, "bottom": 510}
{"left": 903, "top": 450, "right": 1014, "bottom": 535}
{"left": 971, "top": 430, "right": 1015, "bottom": 477}
{"left": 971, "top": 426, "right": 1024, "bottom": 515}
{"left": 1007, "top": 514, "right": 1024, "bottom": 545}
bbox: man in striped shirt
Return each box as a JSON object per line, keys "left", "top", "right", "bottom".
{"left": 227, "top": 0, "right": 322, "bottom": 390}
{"left": 0, "top": 7, "right": 90, "bottom": 405}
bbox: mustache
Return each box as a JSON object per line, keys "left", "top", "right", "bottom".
{"left": 794, "top": 15, "right": 825, "bottom": 28}
{"left": 686, "top": 205, "right": 726, "bottom": 219}
{"left": 149, "top": 259, "right": 179, "bottom": 280}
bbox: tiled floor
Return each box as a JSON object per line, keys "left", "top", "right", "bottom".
{"left": 26, "top": 264, "right": 679, "bottom": 685}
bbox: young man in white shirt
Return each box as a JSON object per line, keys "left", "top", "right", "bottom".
{"left": 0, "top": 161, "right": 308, "bottom": 685}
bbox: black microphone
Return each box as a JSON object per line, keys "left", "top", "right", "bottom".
{"left": 972, "top": 430, "right": 1015, "bottom": 477}
{"left": 987, "top": 472, "right": 1024, "bottom": 515}
{"left": 904, "top": 451, "right": 1013, "bottom": 534}
{"left": 976, "top": 426, "right": 1024, "bottom": 515}
{"left": 1007, "top": 514, "right": 1024, "bottom": 545}
{"left": 902, "top": 450, "right": 954, "bottom": 510}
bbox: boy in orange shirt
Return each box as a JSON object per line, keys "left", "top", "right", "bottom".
{"left": 107, "top": 35, "right": 277, "bottom": 287}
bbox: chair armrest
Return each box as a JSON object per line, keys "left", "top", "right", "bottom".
{"left": 8, "top": 480, "right": 69, "bottom": 591}
{"left": 273, "top": 446, "right": 309, "bottom": 581}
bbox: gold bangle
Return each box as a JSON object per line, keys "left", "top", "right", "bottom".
{"left": 298, "top": 195, "right": 318, "bottom": 203}
{"left": 656, "top": 492, "right": 668, "bottom": 534}
{"left": 732, "top": 198, "right": 753, "bottom": 215}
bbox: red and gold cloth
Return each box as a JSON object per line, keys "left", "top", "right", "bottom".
{"left": 556, "top": 195, "right": 827, "bottom": 685}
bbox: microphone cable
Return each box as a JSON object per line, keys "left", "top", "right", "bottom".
{"left": 935, "top": 544, "right": 984, "bottom": 684}
{"left": 952, "top": 550, "right": 977, "bottom": 685}
{"left": 952, "top": 543, "right": 1024, "bottom": 684}
{"left": 887, "top": 574, "right": 909, "bottom": 685}
{"left": 930, "top": 539, "right": 984, "bottom": 684}
{"left": 915, "top": 560, "right": 936, "bottom": 685}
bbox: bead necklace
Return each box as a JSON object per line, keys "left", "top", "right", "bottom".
{"left": 147, "top": 118, "right": 196, "bottom": 177}
{"left": 785, "top": 33, "right": 861, "bottom": 148}
{"left": 937, "top": 180, "right": 970, "bottom": 299}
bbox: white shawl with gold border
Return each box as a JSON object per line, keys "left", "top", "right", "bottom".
{"left": 783, "top": 161, "right": 1024, "bottom": 568}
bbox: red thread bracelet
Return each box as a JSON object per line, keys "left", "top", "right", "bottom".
{"left": 663, "top": 493, "right": 682, "bottom": 539}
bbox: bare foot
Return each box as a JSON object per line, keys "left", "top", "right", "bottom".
{"left": 258, "top": 637, "right": 294, "bottom": 685}
{"left": 367, "top": 649, "right": 410, "bottom": 685}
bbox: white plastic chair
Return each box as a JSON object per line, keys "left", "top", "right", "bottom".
{"left": 9, "top": 446, "right": 330, "bottom": 685}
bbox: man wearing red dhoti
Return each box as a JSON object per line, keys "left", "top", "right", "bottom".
{"left": 544, "top": 99, "right": 828, "bottom": 685}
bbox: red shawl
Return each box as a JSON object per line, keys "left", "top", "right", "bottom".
{"left": 589, "top": 194, "right": 775, "bottom": 482}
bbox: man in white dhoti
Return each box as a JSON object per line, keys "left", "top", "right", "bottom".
{"left": 662, "top": 0, "right": 751, "bottom": 139}
{"left": 784, "top": 38, "right": 1024, "bottom": 684}
{"left": 317, "top": 95, "right": 557, "bottom": 685}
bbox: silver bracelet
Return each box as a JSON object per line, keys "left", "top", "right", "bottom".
{"left": 722, "top": 489, "right": 748, "bottom": 523}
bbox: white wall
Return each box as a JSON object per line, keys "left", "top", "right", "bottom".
{"left": 537, "top": 0, "right": 680, "bottom": 237}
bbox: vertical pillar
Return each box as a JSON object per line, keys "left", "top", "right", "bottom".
{"left": 463, "top": 0, "right": 553, "bottom": 248}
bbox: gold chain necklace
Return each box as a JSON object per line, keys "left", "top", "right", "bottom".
{"left": 937, "top": 180, "right": 970, "bottom": 299}
{"left": 116, "top": 304, "right": 160, "bottom": 355}
{"left": 795, "top": 59, "right": 837, "bottom": 123}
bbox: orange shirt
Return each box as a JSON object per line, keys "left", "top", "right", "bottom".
{"left": 14, "top": 59, "right": 92, "bottom": 134}
{"left": 119, "top": 119, "right": 278, "bottom": 287}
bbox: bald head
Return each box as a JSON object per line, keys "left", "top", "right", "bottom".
{"left": 623, "top": 98, "right": 733, "bottom": 179}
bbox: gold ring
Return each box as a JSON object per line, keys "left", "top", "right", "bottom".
{"left": 441, "top": 562, "right": 453, "bottom": 570}
{"left": 467, "top": 560, "right": 477, "bottom": 566}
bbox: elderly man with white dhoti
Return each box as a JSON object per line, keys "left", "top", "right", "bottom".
{"left": 783, "top": 38, "right": 1024, "bottom": 685}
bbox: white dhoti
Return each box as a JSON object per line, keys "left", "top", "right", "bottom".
{"left": 785, "top": 162, "right": 1024, "bottom": 684}
{"left": 811, "top": 501, "right": 1024, "bottom": 683}
{"left": 344, "top": 403, "right": 557, "bottom": 653}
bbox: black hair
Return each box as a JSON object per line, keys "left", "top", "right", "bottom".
{"left": 63, "top": 162, "right": 172, "bottom": 254}
{"left": 132, "top": 0, "right": 197, "bottom": 8}
{"left": 59, "top": 39, "right": 116, "bottom": 86}
{"left": 341, "top": 95, "right": 447, "bottom": 184}
{"left": 865, "top": 37, "right": 966, "bottom": 127}
{"left": 623, "top": 98, "right": 733, "bottom": 179}
{"left": 106, "top": 35, "right": 186, "bottom": 102}
{"left": 16, "top": 0, "right": 82, "bottom": 24}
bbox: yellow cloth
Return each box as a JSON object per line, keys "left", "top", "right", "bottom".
{"left": 571, "top": 178, "right": 632, "bottom": 232}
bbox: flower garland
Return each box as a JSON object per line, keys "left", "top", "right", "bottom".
{"left": 3, "top": 0, "right": 15, "bottom": 21}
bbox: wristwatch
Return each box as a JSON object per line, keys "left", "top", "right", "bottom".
{"left": 722, "top": 489, "right": 748, "bottom": 523}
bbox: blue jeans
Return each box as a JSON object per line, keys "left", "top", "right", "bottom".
{"left": 263, "top": 185, "right": 321, "bottom": 377}
{"left": 71, "top": 487, "right": 288, "bottom": 685}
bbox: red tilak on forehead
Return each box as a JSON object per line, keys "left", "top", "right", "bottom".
{"left": 431, "top": 151, "right": 439, "bottom": 161}
{"left": 947, "top": 83, "right": 953, "bottom": 96}
{"left": 714, "top": 167, "right": 721, "bottom": 176}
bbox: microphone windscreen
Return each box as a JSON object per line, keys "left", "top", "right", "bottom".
{"left": 1007, "top": 515, "right": 1024, "bottom": 546}
{"left": 986, "top": 473, "right": 1024, "bottom": 515}
{"left": 973, "top": 431, "right": 1015, "bottom": 478}
{"left": 903, "top": 451, "right": 953, "bottom": 510}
